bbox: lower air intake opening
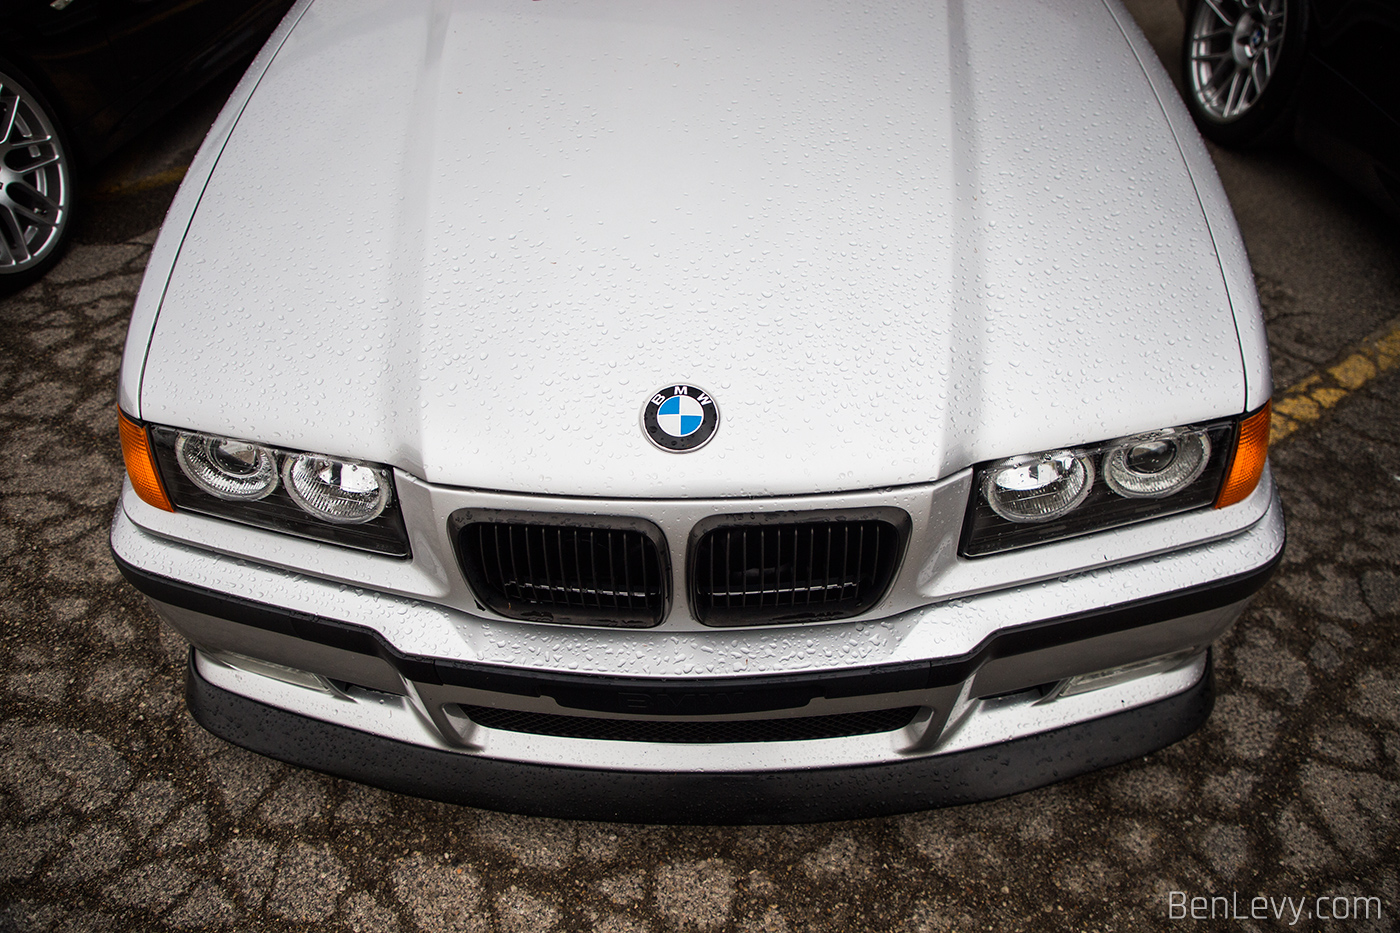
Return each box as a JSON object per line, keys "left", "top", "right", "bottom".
{"left": 460, "top": 705, "right": 921, "bottom": 743}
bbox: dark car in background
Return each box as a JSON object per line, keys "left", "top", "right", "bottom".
{"left": 0, "top": 0, "right": 295, "bottom": 290}
{"left": 1180, "top": 0, "right": 1400, "bottom": 221}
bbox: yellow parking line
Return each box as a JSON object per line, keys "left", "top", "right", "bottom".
{"left": 94, "top": 165, "right": 189, "bottom": 199}
{"left": 1271, "top": 317, "right": 1400, "bottom": 445}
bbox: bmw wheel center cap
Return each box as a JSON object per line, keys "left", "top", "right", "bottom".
{"left": 642, "top": 384, "right": 720, "bottom": 452}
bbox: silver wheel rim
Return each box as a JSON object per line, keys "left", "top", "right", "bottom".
{"left": 1187, "top": 0, "right": 1287, "bottom": 122}
{"left": 0, "top": 70, "right": 71, "bottom": 274}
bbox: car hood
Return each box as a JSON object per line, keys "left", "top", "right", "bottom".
{"left": 139, "top": 0, "right": 1246, "bottom": 498}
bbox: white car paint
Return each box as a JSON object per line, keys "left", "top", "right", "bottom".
{"left": 124, "top": 0, "right": 1264, "bottom": 499}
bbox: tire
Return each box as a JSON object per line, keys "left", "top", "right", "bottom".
{"left": 0, "top": 59, "right": 76, "bottom": 294}
{"left": 1181, "top": 0, "right": 1309, "bottom": 147}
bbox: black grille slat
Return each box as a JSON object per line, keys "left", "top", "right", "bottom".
{"left": 605, "top": 530, "right": 616, "bottom": 610}
{"left": 621, "top": 530, "right": 634, "bottom": 611}
{"left": 852, "top": 525, "right": 860, "bottom": 593}
{"left": 455, "top": 516, "right": 667, "bottom": 627}
{"left": 589, "top": 530, "right": 601, "bottom": 610}
{"left": 461, "top": 705, "right": 921, "bottom": 744}
{"left": 540, "top": 527, "right": 550, "bottom": 603}
{"left": 690, "top": 517, "right": 904, "bottom": 627}
{"left": 568, "top": 530, "right": 579, "bottom": 604}
{"left": 722, "top": 530, "right": 731, "bottom": 610}
{"left": 789, "top": 525, "right": 799, "bottom": 608}
{"left": 557, "top": 528, "right": 570, "bottom": 606}
{"left": 518, "top": 525, "right": 534, "bottom": 601}
{"left": 805, "top": 525, "right": 815, "bottom": 606}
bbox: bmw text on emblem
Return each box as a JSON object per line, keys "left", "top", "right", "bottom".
{"left": 642, "top": 384, "right": 720, "bottom": 452}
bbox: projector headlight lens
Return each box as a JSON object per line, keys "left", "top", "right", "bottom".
{"left": 175, "top": 433, "right": 278, "bottom": 501}
{"left": 282, "top": 454, "right": 391, "bottom": 524}
{"left": 983, "top": 451, "right": 1094, "bottom": 523}
{"left": 1103, "top": 429, "right": 1210, "bottom": 499}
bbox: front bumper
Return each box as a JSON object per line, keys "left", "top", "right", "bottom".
{"left": 111, "top": 470, "right": 1283, "bottom": 821}
{"left": 186, "top": 645, "right": 1217, "bottom": 824}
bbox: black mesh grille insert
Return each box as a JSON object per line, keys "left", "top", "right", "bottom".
{"left": 690, "top": 517, "right": 905, "bottom": 626}
{"left": 453, "top": 516, "right": 667, "bottom": 627}
{"left": 461, "top": 705, "right": 920, "bottom": 743}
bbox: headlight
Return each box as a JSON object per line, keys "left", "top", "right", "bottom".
{"left": 282, "top": 454, "right": 391, "bottom": 524}
{"left": 138, "top": 424, "right": 410, "bottom": 557}
{"left": 175, "top": 434, "right": 279, "bottom": 501}
{"left": 961, "top": 414, "right": 1251, "bottom": 557}
{"left": 1102, "top": 429, "right": 1211, "bottom": 498}
{"left": 982, "top": 450, "right": 1093, "bottom": 523}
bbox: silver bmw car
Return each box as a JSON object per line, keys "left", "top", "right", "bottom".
{"left": 112, "top": 0, "right": 1283, "bottom": 823}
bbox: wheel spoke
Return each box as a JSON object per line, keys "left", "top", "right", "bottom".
{"left": 1224, "top": 70, "right": 1246, "bottom": 117}
{"left": 1236, "top": 72, "right": 1258, "bottom": 115}
{"left": 0, "top": 93, "right": 18, "bottom": 146}
{"left": 1202, "top": 0, "right": 1236, "bottom": 26}
{"left": 8, "top": 150, "right": 61, "bottom": 174}
{"left": 7, "top": 183, "right": 60, "bottom": 226}
{"left": 0, "top": 206, "right": 32, "bottom": 264}
{"left": 7, "top": 201, "right": 57, "bottom": 228}
{"left": 1191, "top": 49, "right": 1233, "bottom": 62}
{"left": 0, "top": 132, "right": 52, "bottom": 157}
{"left": 1206, "top": 62, "right": 1238, "bottom": 94}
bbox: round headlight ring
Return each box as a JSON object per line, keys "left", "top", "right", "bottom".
{"left": 282, "top": 454, "right": 391, "bottom": 524}
{"left": 175, "top": 433, "right": 279, "bottom": 501}
{"left": 983, "top": 449, "right": 1094, "bottom": 523}
{"left": 1103, "top": 429, "right": 1210, "bottom": 499}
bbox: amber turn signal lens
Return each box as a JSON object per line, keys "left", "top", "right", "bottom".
{"left": 1214, "top": 401, "right": 1270, "bottom": 509}
{"left": 118, "top": 410, "right": 175, "bottom": 512}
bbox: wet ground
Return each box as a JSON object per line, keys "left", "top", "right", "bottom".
{"left": 2, "top": 2, "right": 1397, "bottom": 931}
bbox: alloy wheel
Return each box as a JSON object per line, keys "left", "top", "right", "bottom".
{"left": 1187, "top": 0, "right": 1288, "bottom": 122}
{"left": 0, "top": 70, "right": 71, "bottom": 275}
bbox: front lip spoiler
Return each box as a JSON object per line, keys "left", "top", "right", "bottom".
{"left": 186, "top": 647, "right": 1217, "bottom": 824}
{"left": 114, "top": 545, "right": 1279, "bottom": 717}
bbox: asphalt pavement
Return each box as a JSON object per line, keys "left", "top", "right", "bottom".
{"left": 1, "top": 2, "right": 1397, "bottom": 931}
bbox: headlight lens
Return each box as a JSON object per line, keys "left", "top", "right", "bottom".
{"left": 142, "top": 425, "right": 409, "bottom": 557}
{"left": 982, "top": 451, "right": 1093, "bottom": 523}
{"left": 1102, "top": 429, "right": 1209, "bottom": 499}
{"left": 961, "top": 416, "right": 1243, "bottom": 557}
{"left": 282, "top": 454, "right": 391, "bottom": 524}
{"left": 175, "top": 434, "right": 279, "bottom": 501}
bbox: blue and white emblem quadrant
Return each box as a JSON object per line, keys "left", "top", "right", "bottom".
{"left": 656, "top": 394, "right": 705, "bottom": 437}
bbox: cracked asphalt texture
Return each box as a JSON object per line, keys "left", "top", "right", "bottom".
{"left": 2, "top": 3, "right": 1397, "bottom": 930}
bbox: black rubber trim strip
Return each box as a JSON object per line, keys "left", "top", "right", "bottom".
{"left": 115, "top": 542, "right": 1278, "bottom": 714}
{"left": 186, "top": 647, "right": 1216, "bottom": 824}
{"left": 112, "top": 553, "right": 442, "bottom": 686}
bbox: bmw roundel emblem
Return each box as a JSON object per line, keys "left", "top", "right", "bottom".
{"left": 642, "top": 384, "right": 720, "bottom": 452}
